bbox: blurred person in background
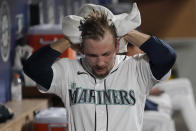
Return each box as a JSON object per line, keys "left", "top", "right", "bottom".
{"left": 12, "top": 35, "right": 36, "bottom": 86}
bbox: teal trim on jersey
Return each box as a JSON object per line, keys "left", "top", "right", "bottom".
{"left": 69, "top": 83, "right": 136, "bottom": 106}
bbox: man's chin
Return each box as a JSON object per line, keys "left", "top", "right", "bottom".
{"left": 93, "top": 71, "right": 109, "bottom": 79}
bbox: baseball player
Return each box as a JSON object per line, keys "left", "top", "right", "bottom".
{"left": 23, "top": 10, "right": 176, "bottom": 131}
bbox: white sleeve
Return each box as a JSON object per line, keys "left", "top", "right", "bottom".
{"left": 134, "top": 54, "right": 170, "bottom": 94}
{"left": 39, "top": 58, "right": 70, "bottom": 99}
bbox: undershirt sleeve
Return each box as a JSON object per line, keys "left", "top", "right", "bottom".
{"left": 139, "top": 36, "right": 176, "bottom": 80}
{"left": 23, "top": 45, "right": 61, "bottom": 90}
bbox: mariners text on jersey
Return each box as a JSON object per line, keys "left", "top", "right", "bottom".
{"left": 69, "top": 83, "right": 136, "bottom": 106}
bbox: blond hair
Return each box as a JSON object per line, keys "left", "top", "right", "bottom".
{"left": 79, "top": 10, "right": 117, "bottom": 47}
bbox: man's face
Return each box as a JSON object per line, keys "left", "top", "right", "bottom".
{"left": 83, "top": 31, "right": 119, "bottom": 78}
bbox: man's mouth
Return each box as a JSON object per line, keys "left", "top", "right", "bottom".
{"left": 92, "top": 66, "right": 109, "bottom": 78}
{"left": 95, "top": 67, "right": 106, "bottom": 73}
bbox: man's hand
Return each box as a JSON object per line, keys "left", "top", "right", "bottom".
{"left": 50, "top": 37, "right": 83, "bottom": 54}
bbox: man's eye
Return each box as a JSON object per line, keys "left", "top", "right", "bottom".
{"left": 103, "top": 53, "right": 110, "bottom": 56}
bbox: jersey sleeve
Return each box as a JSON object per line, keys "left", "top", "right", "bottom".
{"left": 133, "top": 54, "right": 171, "bottom": 94}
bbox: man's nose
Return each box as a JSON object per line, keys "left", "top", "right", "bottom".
{"left": 96, "top": 56, "right": 105, "bottom": 67}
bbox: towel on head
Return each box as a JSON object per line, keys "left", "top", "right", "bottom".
{"left": 62, "top": 3, "right": 141, "bottom": 53}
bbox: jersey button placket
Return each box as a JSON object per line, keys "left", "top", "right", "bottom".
{"left": 96, "top": 106, "right": 107, "bottom": 131}
{"left": 95, "top": 81, "right": 107, "bottom": 131}
{"left": 100, "top": 128, "right": 106, "bottom": 131}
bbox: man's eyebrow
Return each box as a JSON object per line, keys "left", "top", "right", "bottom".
{"left": 102, "top": 51, "right": 111, "bottom": 56}
{"left": 86, "top": 51, "right": 112, "bottom": 57}
{"left": 86, "top": 53, "right": 98, "bottom": 57}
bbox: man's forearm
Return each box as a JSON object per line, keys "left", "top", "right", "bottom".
{"left": 124, "top": 30, "right": 151, "bottom": 47}
{"left": 50, "top": 38, "right": 71, "bottom": 53}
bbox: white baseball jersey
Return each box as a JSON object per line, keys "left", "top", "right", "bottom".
{"left": 41, "top": 54, "right": 167, "bottom": 131}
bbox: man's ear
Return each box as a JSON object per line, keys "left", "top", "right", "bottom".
{"left": 116, "top": 39, "right": 120, "bottom": 53}
{"left": 79, "top": 43, "right": 84, "bottom": 54}
{"left": 70, "top": 44, "right": 82, "bottom": 53}
{"left": 80, "top": 47, "right": 84, "bottom": 54}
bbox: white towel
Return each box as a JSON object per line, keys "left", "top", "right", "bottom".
{"left": 62, "top": 3, "right": 141, "bottom": 53}
{"left": 62, "top": 15, "right": 84, "bottom": 44}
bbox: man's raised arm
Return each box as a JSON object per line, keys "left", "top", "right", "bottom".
{"left": 124, "top": 30, "right": 176, "bottom": 80}
{"left": 23, "top": 38, "right": 71, "bottom": 90}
